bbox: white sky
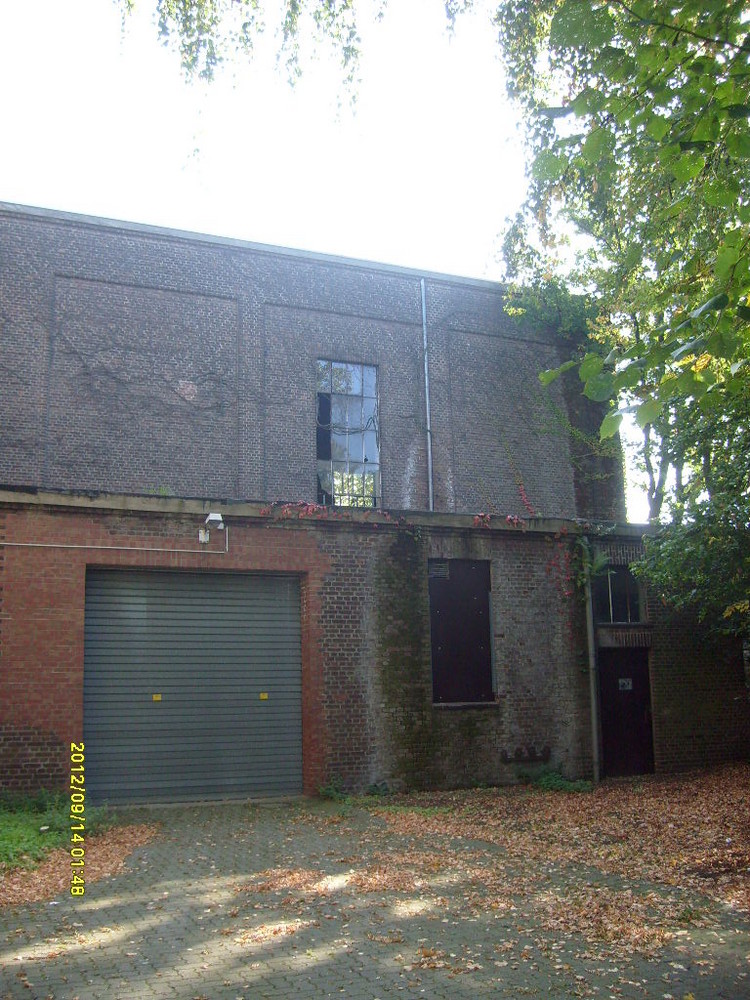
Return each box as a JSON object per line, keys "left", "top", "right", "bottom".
{"left": 0, "top": 0, "right": 649, "bottom": 519}
{"left": 0, "top": 0, "right": 525, "bottom": 280}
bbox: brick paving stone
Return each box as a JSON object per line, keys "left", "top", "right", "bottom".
{"left": 1, "top": 798, "right": 749, "bottom": 1000}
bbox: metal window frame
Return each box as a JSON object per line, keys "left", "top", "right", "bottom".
{"left": 316, "top": 359, "right": 381, "bottom": 508}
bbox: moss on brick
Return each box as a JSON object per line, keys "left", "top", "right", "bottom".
{"left": 375, "top": 527, "right": 441, "bottom": 789}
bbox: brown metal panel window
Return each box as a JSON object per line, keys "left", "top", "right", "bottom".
{"left": 429, "top": 559, "right": 494, "bottom": 704}
{"left": 316, "top": 360, "right": 380, "bottom": 507}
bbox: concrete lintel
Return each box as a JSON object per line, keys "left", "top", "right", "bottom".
{"left": 0, "top": 486, "right": 650, "bottom": 539}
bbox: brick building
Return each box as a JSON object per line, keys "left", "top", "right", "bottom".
{"left": 0, "top": 203, "right": 747, "bottom": 802}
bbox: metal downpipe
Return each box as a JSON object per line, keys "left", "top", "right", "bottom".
{"left": 420, "top": 277, "right": 434, "bottom": 512}
{"left": 583, "top": 536, "right": 602, "bottom": 784}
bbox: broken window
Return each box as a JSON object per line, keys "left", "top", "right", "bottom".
{"left": 317, "top": 360, "right": 380, "bottom": 507}
{"left": 593, "top": 566, "right": 643, "bottom": 624}
{"left": 429, "top": 559, "right": 494, "bottom": 704}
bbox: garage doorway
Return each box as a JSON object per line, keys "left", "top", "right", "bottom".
{"left": 84, "top": 570, "right": 302, "bottom": 803}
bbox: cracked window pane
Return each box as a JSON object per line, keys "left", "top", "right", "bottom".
{"left": 331, "top": 395, "right": 363, "bottom": 429}
{"left": 346, "top": 396, "right": 363, "bottom": 427}
{"left": 330, "top": 394, "right": 348, "bottom": 426}
{"left": 362, "top": 397, "right": 378, "bottom": 429}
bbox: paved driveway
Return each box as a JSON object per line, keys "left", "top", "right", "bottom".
{"left": 1, "top": 798, "right": 748, "bottom": 999}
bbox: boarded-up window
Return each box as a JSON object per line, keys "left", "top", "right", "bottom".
{"left": 429, "top": 559, "right": 494, "bottom": 704}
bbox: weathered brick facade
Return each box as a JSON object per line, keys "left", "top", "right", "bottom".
{"left": 648, "top": 601, "right": 749, "bottom": 772}
{"left": 0, "top": 493, "right": 597, "bottom": 794}
{"left": 1, "top": 492, "right": 746, "bottom": 796}
{"left": 0, "top": 203, "right": 624, "bottom": 520}
{"left": 0, "top": 204, "right": 746, "bottom": 799}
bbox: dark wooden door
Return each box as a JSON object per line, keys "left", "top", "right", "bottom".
{"left": 598, "top": 647, "right": 654, "bottom": 777}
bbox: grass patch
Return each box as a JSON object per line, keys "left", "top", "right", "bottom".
{"left": 518, "top": 767, "right": 593, "bottom": 793}
{"left": 317, "top": 776, "right": 349, "bottom": 802}
{"left": 0, "top": 790, "right": 115, "bottom": 871}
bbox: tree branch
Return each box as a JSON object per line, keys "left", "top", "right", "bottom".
{"left": 605, "top": 0, "right": 750, "bottom": 54}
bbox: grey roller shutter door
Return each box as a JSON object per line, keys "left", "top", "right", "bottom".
{"left": 84, "top": 570, "right": 302, "bottom": 803}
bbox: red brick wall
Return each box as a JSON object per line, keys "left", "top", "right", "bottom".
{"left": 0, "top": 502, "right": 332, "bottom": 795}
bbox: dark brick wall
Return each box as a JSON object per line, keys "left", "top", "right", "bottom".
{"left": 648, "top": 601, "right": 750, "bottom": 771}
{"left": 47, "top": 278, "right": 240, "bottom": 496}
{"left": 271, "top": 516, "right": 593, "bottom": 790}
{"left": 426, "top": 527, "right": 592, "bottom": 784}
{"left": 592, "top": 536, "right": 750, "bottom": 771}
{"left": 0, "top": 205, "right": 623, "bottom": 518}
{"left": 561, "top": 371, "right": 626, "bottom": 521}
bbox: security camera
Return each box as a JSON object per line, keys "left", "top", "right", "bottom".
{"left": 205, "top": 512, "right": 225, "bottom": 529}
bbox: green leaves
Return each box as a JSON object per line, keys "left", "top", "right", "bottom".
{"left": 599, "top": 410, "right": 623, "bottom": 440}
{"left": 690, "top": 293, "right": 730, "bottom": 320}
{"left": 582, "top": 370, "right": 615, "bottom": 402}
{"left": 571, "top": 87, "right": 607, "bottom": 116}
{"left": 497, "top": 0, "right": 749, "bottom": 564}
{"left": 634, "top": 396, "right": 662, "bottom": 428}
{"left": 493, "top": 0, "right": 750, "bottom": 627}
{"left": 550, "top": 1, "right": 614, "bottom": 49}
{"left": 505, "top": 1, "right": 748, "bottom": 384}
{"left": 704, "top": 176, "right": 740, "bottom": 208}
{"left": 578, "top": 353, "right": 605, "bottom": 381}
{"left": 538, "top": 359, "right": 577, "bottom": 385}
{"left": 580, "top": 127, "right": 613, "bottom": 164}
{"left": 671, "top": 151, "right": 705, "bottom": 183}
{"left": 143, "top": 0, "right": 367, "bottom": 86}
{"left": 646, "top": 116, "right": 671, "bottom": 142}
{"left": 727, "top": 127, "right": 750, "bottom": 158}
{"left": 532, "top": 149, "right": 569, "bottom": 182}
